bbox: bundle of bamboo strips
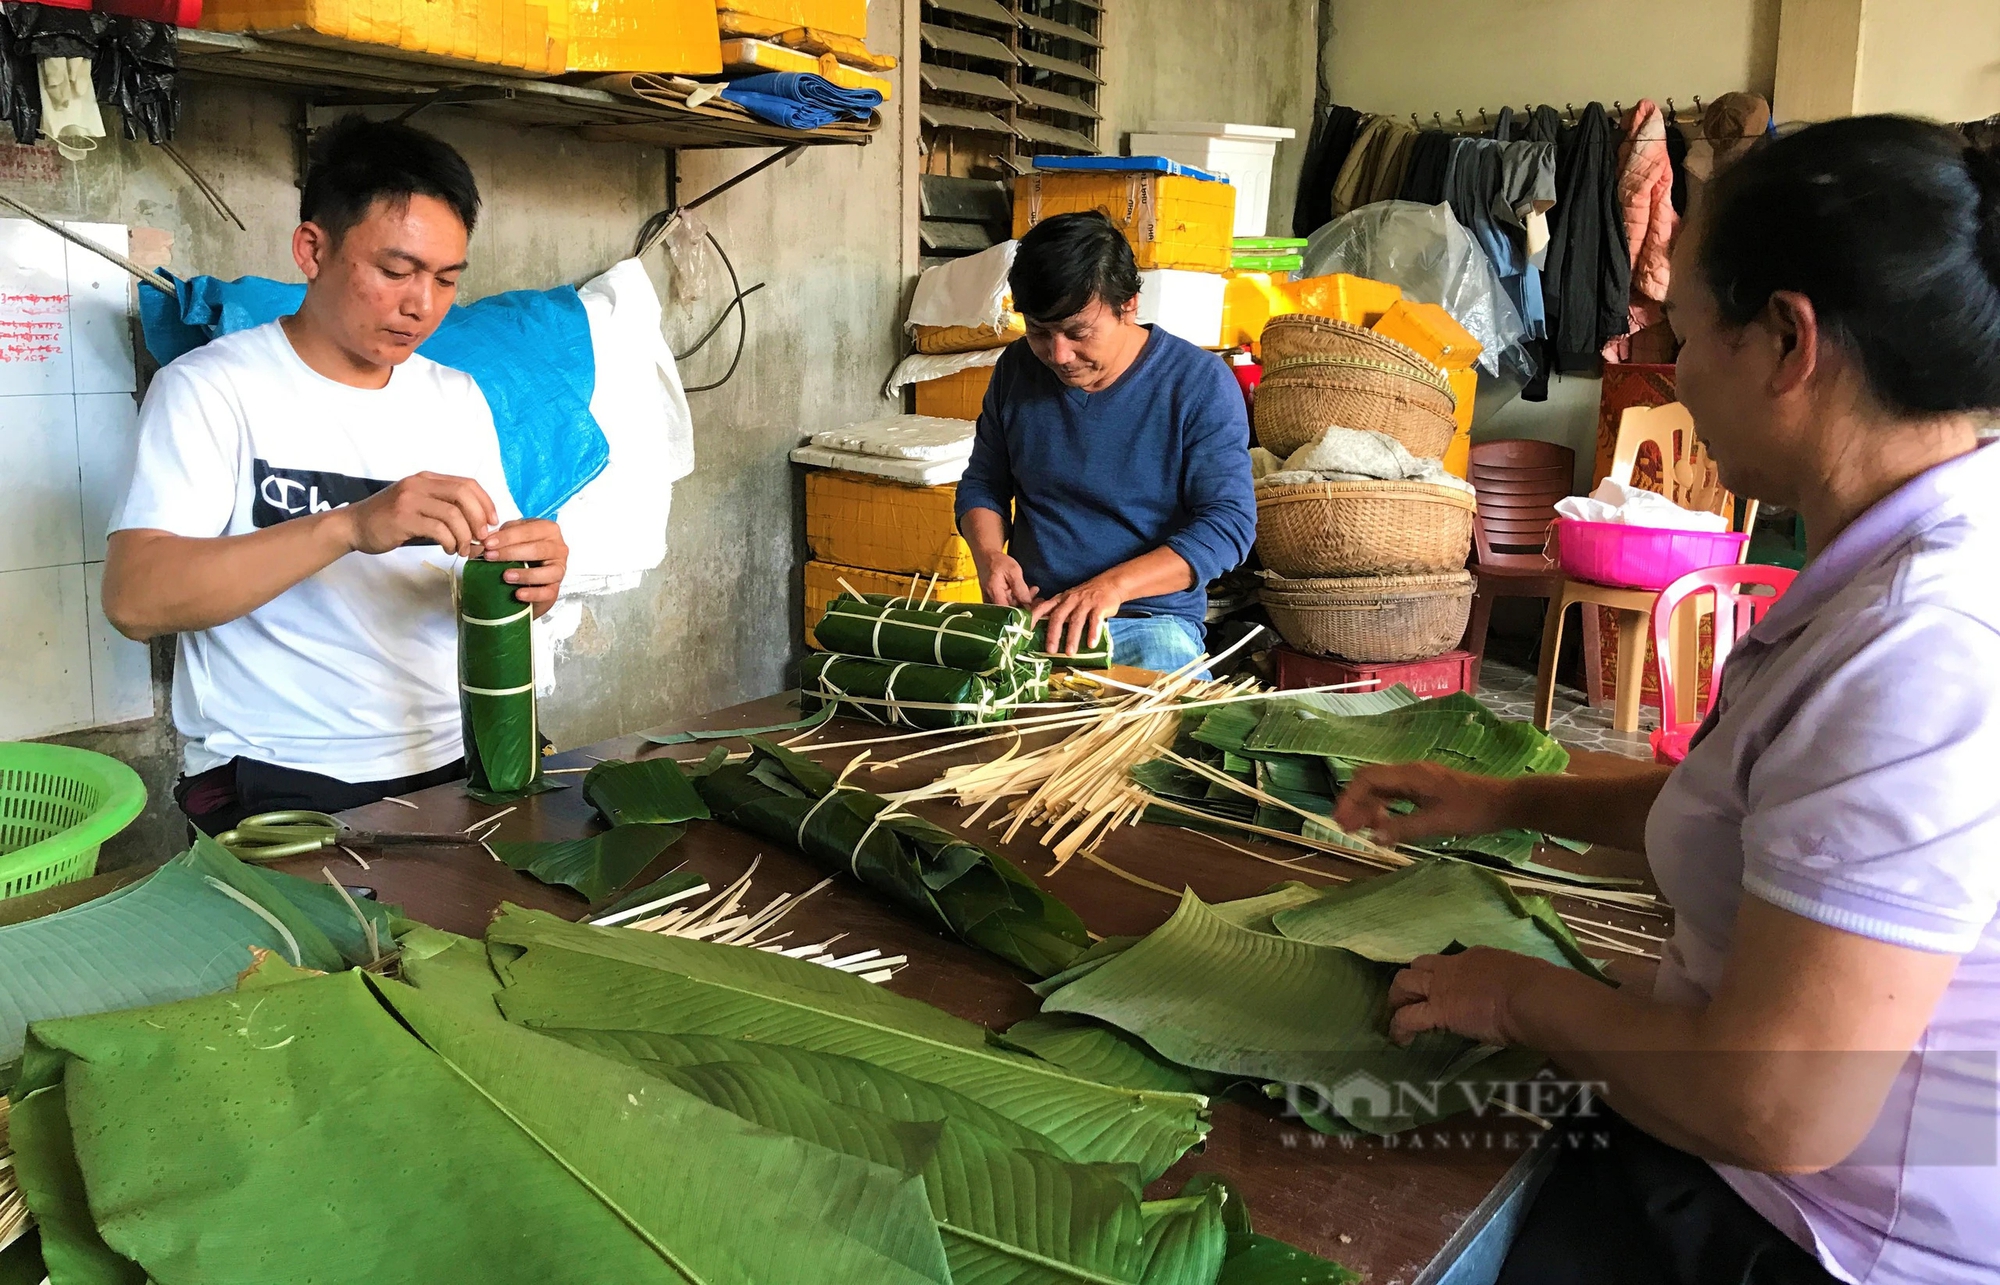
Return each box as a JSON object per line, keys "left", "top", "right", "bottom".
{"left": 0, "top": 1096, "right": 27, "bottom": 1254}
{"left": 588, "top": 858, "right": 906, "bottom": 983}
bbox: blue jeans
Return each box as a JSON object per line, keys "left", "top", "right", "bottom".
{"left": 1105, "top": 614, "right": 1208, "bottom": 677}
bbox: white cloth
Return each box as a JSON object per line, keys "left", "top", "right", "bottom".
{"left": 881, "top": 346, "right": 1005, "bottom": 398}
{"left": 906, "top": 240, "right": 1017, "bottom": 330}
{"left": 809, "top": 414, "right": 974, "bottom": 462}
{"left": 38, "top": 57, "right": 104, "bottom": 160}
{"left": 1259, "top": 426, "right": 1472, "bottom": 492}
{"left": 112, "top": 320, "right": 519, "bottom": 781}
{"left": 554, "top": 258, "right": 694, "bottom": 593}
{"left": 1555, "top": 478, "right": 1728, "bottom": 531}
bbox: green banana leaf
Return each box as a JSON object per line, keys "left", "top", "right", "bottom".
{"left": 1026, "top": 622, "right": 1114, "bottom": 669}
{"left": 694, "top": 739, "right": 1090, "bottom": 978}
{"left": 11, "top": 968, "right": 955, "bottom": 1285}
{"left": 486, "top": 906, "right": 1210, "bottom": 1181}
{"left": 1267, "top": 859, "right": 1610, "bottom": 981}
{"left": 802, "top": 653, "right": 1010, "bottom": 730}
{"left": 997, "top": 1015, "right": 1206, "bottom": 1095}
{"left": 818, "top": 597, "right": 1026, "bottom": 675}
{"left": 1041, "top": 891, "right": 1498, "bottom": 1136}
{"left": 581, "top": 757, "right": 711, "bottom": 827}
{"left": 595, "top": 868, "right": 710, "bottom": 920}
{"left": 1176, "top": 1175, "right": 1359, "bottom": 1285}
{"left": 458, "top": 558, "right": 545, "bottom": 798}
{"left": 0, "top": 838, "right": 384, "bottom": 1063}
{"left": 640, "top": 705, "right": 836, "bottom": 745}
{"left": 487, "top": 824, "right": 685, "bottom": 902}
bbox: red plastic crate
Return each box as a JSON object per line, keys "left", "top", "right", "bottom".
{"left": 1274, "top": 646, "right": 1475, "bottom": 699}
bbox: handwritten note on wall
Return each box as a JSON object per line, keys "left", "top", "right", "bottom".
{"left": 0, "top": 217, "right": 151, "bottom": 739}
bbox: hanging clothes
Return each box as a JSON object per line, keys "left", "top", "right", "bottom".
{"left": 1399, "top": 130, "right": 1454, "bottom": 205}
{"left": 1543, "top": 102, "right": 1630, "bottom": 374}
{"left": 1664, "top": 108, "right": 1690, "bottom": 216}
{"left": 1292, "top": 103, "right": 1363, "bottom": 237}
{"left": 1444, "top": 137, "right": 1550, "bottom": 342}
{"left": 1330, "top": 115, "right": 1418, "bottom": 219}
{"left": 1605, "top": 99, "right": 1678, "bottom": 363}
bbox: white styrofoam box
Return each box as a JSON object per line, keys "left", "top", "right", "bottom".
{"left": 1131, "top": 122, "right": 1298, "bottom": 238}
{"left": 1136, "top": 269, "right": 1226, "bottom": 348}
{"left": 0, "top": 393, "right": 84, "bottom": 573}
{"left": 62, "top": 223, "right": 137, "bottom": 395}
{"left": 76, "top": 392, "right": 139, "bottom": 563}
{"left": 0, "top": 218, "right": 75, "bottom": 397}
{"left": 789, "top": 443, "right": 967, "bottom": 487}
{"left": 85, "top": 560, "right": 153, "bottom": 725}
{"left": 809, "top": 414, "right": 975, "bottom": 462}
{"left": 0, "top": 563, "right": 93, "bottom": 738}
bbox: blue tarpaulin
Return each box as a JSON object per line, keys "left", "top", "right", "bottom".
{"left": 138, "top": 274, "right": 608, "bottom": 520}
{"left": 719, "top": 72, "right": 881, "bottom": 131}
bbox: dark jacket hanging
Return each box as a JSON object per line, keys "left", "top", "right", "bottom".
{"left": 1398, "top": 130, "right": 1454, "bottom": 205}
{"left": 1292, "top": 104, "right": 1363, "bottom": 238}
{"left": 1542, "top": 102, "right": 1630, "bottom": 373}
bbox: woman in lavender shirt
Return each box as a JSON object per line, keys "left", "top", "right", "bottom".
{"left": 1337, "top": 117, "right": 2000, "bottom": 1285}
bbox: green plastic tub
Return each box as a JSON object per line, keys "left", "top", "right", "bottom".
{"left": 0, "top": 743, "right": 147, "bottom": 901}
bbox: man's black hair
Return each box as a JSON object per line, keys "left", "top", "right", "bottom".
{"left": 299, "top": 115, "right": 482, "bottom": 244}
{"left": 1009, "top": 210, "right": 1142, "bottom": 324}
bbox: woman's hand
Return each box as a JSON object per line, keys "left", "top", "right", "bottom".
{"left": 1333, "top": 761, "right": 1521, "bottom": 844}
{"left": 1387, "top": 948, "right": 1566, "bottom": 1046}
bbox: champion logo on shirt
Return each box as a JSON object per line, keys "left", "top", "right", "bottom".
{"left": 250, "top": 460, "right": 394, "bottom": 529}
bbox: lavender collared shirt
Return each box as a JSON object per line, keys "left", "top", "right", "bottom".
{"left": 1646, "top": 442, "right": 2000, "bottom": 1284}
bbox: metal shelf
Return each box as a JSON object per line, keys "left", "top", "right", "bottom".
{"left": 176, "top": 29, "right": 880, "bottom": 150}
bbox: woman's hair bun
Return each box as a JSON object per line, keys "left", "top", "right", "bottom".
{"left": 1965, "top": 145, "right": 2000, "bottom": 287}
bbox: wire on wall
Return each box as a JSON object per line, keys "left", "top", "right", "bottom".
{"left": 634, "top": 206, "right": 766, "bottom": 394}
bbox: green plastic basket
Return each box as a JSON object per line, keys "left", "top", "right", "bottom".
{"left": 0, "top": 743, "right": 147, "bottom": 902}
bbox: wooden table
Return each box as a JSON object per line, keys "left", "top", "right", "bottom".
{"left": 294, "top": 694, "right": 1666, "bottom": 1285}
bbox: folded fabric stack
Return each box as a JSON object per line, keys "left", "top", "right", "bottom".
{"left": 717, "top": 70, "right": 881, "bottom": 129}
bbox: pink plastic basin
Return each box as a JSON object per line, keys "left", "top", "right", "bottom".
{"left": 1554, "top": 519, "right": 1749, "bottom": 592}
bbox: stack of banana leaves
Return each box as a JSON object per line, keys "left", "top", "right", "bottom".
{"left": 1134, "top": 686, "right": 1637, "bottom": 890}
{"left": 3, "top": 907, "right": 1359, "bottom": 1285}
{"left": 691, "top": 739, "right": 1092, "bottom": 978}
{"left": 1012, "top": 862, "right": 1611, "bottom": 1138}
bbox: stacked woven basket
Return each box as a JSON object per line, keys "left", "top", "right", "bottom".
{"left": 1254, "top": 316, "right": 1476, "bottom": 663}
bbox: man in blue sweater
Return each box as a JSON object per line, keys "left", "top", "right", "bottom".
{"left": 954, "top": 211, "right": 1257, "bottom": 673}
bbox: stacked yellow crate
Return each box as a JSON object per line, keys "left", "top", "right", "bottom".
{"left": 1011, "top": 170, "right": 1237, "bottom": 273}
{"left": 202, "top": 0, "right": 721, "bottom": 74}
{"left": 803, "top": 471, "right": 983, "bottom": 647}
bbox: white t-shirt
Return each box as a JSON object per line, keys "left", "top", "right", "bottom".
{"left": 113, "top": 320, "right": 519, "bottom": 782}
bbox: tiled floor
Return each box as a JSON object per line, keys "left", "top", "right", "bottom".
{"left": 1476, "top": 659, "right": 1658, "bottom": 761}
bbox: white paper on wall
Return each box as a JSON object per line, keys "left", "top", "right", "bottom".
{"left": 0, "top": 217, "right": 151, "bottom": 737}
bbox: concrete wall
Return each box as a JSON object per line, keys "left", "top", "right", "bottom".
{"left": 29, "top": 0, "right": 916, "bottom": 868}
{"left": 1318, "top": 0, "right": 1783, "bottom": 480}
{"left": 1097, "top": 0, "right": 1321, "bottom": 236}
{"left": 1777, "top": 0, "right": 2000, "bottom": 123}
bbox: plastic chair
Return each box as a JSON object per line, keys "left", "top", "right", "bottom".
{"left": 1534, "top": 404, "right": 1759, "bottom": 733}
{"left": 1648, "top": 564, "right": 1797, "bottom": 763}
{"left": 1461, "top": 439, "right": 1574, "bottom": 693}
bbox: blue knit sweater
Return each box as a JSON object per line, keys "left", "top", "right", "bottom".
{"left": 954, "top": 326, "right": 1257, "bottom": 625}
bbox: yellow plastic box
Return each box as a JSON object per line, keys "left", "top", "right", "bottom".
{"left": 804, "top": 560, "right": 982, "bottom": 649}
{"left": 568, "top": 0, "right": 720, "bottom": 72}
{"left": 805, "top": 471, "right": 978, "bottom": 581}
{"left": 913, "top": 365, "right": 994, "bottom": 420}
{"left": 719, "top": 38, "right": 890, "bottom": 95}
{"left": 1281, "top": 273, "right": 1403, "bottom": 327}
{"left": 716, "top": 0, "right": 868, "bottom": 40}
{"left": 1370, "top": 300, "right": 1482, "bottom": 372}
{"left": 1012, "top": 172, "right": 1237, "bottom": 274}
{"left": 1220, "top": 271, "right": 1296, "bottom": 349}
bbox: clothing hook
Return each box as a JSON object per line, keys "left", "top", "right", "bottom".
{"left": 1693, "top": 94, "right": 1705, "bottom": 116}
{"left": 1432, "top": 112, "right": 1445, "bottom": 129}
{"left": 1666, "top": 97, "right": 1678, "bottom": 121}
{"left": 1614, "top": 100, "right": 1625, "bottom": 126}
{"left": 1566, "top": 102, "right": 1577, "bottom": 123}
{"left": 1478, "top": 107, "right": 1489, "bottom": 128}
{"left": 1455, "top": 110, "right": 1467, "bottom": 128}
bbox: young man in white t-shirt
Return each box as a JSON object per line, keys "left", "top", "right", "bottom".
{"left": 103, "top": 116, "right": 569, "bottom": 833}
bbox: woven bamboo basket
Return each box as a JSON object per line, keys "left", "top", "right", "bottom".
{"left": 1255, "top": 480, "right": 1476, "bottom": 577}
{"left": 1257, "top": 570, "right": 1474, "bottom": 662}
{"left": 1252, "top": 315, "right": 1457, "bottom": 459}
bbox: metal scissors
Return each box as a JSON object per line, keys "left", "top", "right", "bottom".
{"left": 212, "top": 810, "right": 478, "bottom": 863}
